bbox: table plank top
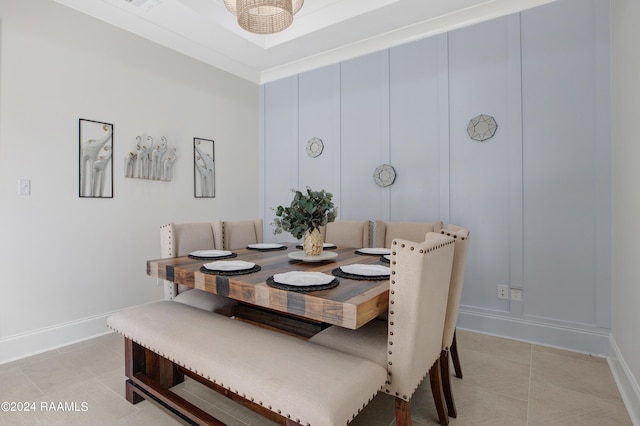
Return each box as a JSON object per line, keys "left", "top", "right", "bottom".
{"left": 147, "top": 244, "right": 390, "bottom": 329}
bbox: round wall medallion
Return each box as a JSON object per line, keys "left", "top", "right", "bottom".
{"left": 467, "top": 114, "right": 498, "bottom": 141}
{"left": 306, "top": 137, "right": 324, "bottom": 157}
{"left": 374, "top": 164, "right": 396, "bottom": 187}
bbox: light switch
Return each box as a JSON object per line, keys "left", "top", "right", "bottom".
{"left": 18, "top": 179, "right": 30, "bottom": 196}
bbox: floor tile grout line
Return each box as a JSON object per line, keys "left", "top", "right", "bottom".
{"left": 19, "top": 367, "right": 48, "bottom": 400}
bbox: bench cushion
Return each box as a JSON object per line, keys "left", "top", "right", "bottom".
{"left": 108, "top": 300, "right": 387, "bottom": 426}
{"left": 173, "top": 288, "right": 236, "bottom": 316}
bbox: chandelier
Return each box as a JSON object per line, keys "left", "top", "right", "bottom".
{"left": 223, "top": 0, "right": 304, "bottom": 34}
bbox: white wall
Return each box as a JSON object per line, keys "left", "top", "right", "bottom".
{"left": 611, "top": 0, "right": 640, "bottom": 423}
{"left": 0, "top": 0, "right": 259, "bottom": 363}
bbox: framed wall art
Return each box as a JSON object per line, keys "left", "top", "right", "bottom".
{"left": 79, "top": 119, "right": 113, "bottom": 198}
{"left": 194, "top": 138, "right": 215, "bottom": 198}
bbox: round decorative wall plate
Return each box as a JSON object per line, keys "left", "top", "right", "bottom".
{"left": 467, "top": 114, "right": 498, "bottom": 141}
{"left": 306, "top": 137, "right": 324, "bottom": 157}
{"left": 374, "top": 164, "right": 396, "bottom": 187}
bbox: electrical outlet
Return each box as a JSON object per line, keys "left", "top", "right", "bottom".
{"left": 497, "top": 285, "right": 509, "bottom": 300}
{"left": 511, "top": 288, "right": 522, "bottom": 301}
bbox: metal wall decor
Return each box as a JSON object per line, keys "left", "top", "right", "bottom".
{"left": 125, "top": 135, "right": 177, "bottom": 181}
{"left": 467, "top": 114, "right": 498, "bottom": 141}
{"left": 194, "top": 138, "right": 215, "bottom": 198}
{"left": 79, "top": 119, "right": 113, "bottom": 198}
{"left": 306, "top": 137, "right": 324, "bottom": 158}
{"left": 374, "top": 164, "right": 396, "bottom": 187}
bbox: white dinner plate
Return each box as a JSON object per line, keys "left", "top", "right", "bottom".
{"left": 383, "top": 254, "right": 391, "bottom": 261}
{"left": 340, "top": 264, "right": 390, "bottom": 277}
{"left": 287, "top": 251, "right": 338, "bottom": 262}
{"left": 203, "top": 260, "right": 255, "bottom": 271}
{"left": 247, "top": 243, "right": 285, "bottom": 249}
{"left": 189, "top": 249, "right": 233, "bottom": 258}
{"left": 273, "top": 271, "right": 334, "bottom": 286}
{"left": 356, "top": 247, "right": 391, "bottom": 255}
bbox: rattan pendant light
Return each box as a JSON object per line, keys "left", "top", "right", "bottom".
{"left": 223, "top": 0, "right": 304, "bottom": 34}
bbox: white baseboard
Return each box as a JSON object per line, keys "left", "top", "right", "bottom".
{"left": 0, "top": 311, "right": 118, "bottom": 365}
{"left": 457, "top": 307, "right": 611, "bottom": 355}
{"left": 608, "top": 336, "right": 640, "bottom": 426}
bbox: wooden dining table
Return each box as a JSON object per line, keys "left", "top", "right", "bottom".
{"left": 146, "top": 244, "right": 390, "bottom": 330}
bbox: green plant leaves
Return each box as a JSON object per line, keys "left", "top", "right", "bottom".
{"left": 272, "top": 187, "right": 338, "bottom": 239}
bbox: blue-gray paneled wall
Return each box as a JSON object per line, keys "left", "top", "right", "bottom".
{"left": 340, "top": 50, "right": 390, "bottom": 221}
{"left": 260, "top": 0, "right": 611, "bottom": 354}
{"left": 389, "top": 36, "right": 444, "bottom": 223}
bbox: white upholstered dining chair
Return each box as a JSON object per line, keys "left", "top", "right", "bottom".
{"left": 375, "top": 220, "right": 443, "bottom": 248}
{"left": 159, "top": 221, "right": 235, "bottom": 315}
{"left": 319, "top": 220, "right": 373, "bottom": 248}
{"left": 220, "top": 218, "right": 263, "bottom": 250}
{"left": 309, "top": 233, "right": 455, "bottom": 425}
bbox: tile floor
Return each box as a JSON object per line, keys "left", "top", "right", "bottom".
{"left": 0, "top": 329, "right": 632, "bottom": 425}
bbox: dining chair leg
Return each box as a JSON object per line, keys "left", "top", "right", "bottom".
{"left": 451, "top": 330, "right": 463, "bottom": 379}
{"left": 440, "top": 350, "right": 457, "bottom": 418}
{"left": 429, "top": 358, "right": 449, "bottom": 426}
{"left": 395, "top": 397, "right": 412, "bottom": 426}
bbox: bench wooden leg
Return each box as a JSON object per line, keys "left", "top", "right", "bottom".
{"left": 451, "top": 330, "right": 463, "bottom": 379}
{"left": 440, "top": 350, "right": 457, "bottom": 418}
{"left": 395, "top": 397, "right": 412, "bottom": 426}
{"left": 124, "top": 338, "right": 184, "bottom": 404}
{"left": 429, "top": 358, "right": 449, "bottom": 426}
{"left": 124, "top": 338, "right": 145, "bottom": 404}
{"left": 125, "top": 379, "right": 143, "bottom": 404}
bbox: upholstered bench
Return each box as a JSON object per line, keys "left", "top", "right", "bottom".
{"left": 107, "top": 300, "right": 387, "bottom": 426}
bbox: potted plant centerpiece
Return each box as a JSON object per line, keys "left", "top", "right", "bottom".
{"left": 273, "top": 187, "right": 337, "bottom": 256}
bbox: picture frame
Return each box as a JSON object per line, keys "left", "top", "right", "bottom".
{"left": 193, "top": 138, "right": 215, "bottom": 198}
{"left": 79, "top": 119, "right": 113, "bottom": 198}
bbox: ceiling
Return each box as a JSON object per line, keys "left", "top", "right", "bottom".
{"left": 53, "top": 0, "right": 557, "bottom": 84}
